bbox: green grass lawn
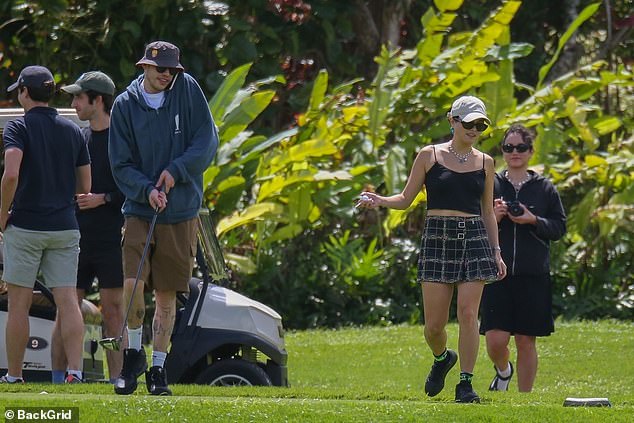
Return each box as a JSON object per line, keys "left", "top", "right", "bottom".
{"left": 1, "top": 320, "right": 633, "bottom": 422}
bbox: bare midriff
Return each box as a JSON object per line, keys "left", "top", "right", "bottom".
{"left": 426, "top": 209, "right": 479, "bottom": 217}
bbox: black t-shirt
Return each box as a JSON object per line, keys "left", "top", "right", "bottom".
{"left": 2, "top": 107, "right": 90, "bottom": 230}
{"left": 76, "top": 127, "right": 124, "bottom": 245}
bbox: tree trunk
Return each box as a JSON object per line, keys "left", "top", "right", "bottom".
{"left": 376, "top": 0, "right": 413, "bottom": 48}
{"left": 350, "top": 0, "right": 381, "bottom": 57}
{"left": 350, "top": 0, "right": 413, "bottom": 78}
{"left": 548, "top": 0, "right": 584, "bottom": 82}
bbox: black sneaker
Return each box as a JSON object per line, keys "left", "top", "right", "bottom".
{"left": 455, "top": 380, "right": 481, "bottom": 403}
{"left": 146, "top": 366, "right": 172, "bottom": 396}
{"left": 489, "top": 362, "right": 514, "bottom": 391}
{"left": 114, "top": 348, "right": 147, "bottom": 395}
{"left": 424, "top": 349, "right": 458, "bottom": 397}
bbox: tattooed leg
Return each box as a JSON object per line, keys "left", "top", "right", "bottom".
{"left": 123, "top": 278, "right": 146, "bottom": 329}
{"left": 152, "top": 290, "right": 176, "bottom": 353}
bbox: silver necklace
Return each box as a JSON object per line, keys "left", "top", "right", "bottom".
{"left": 448, "top": 143, "right": 473, "bottom": 164}
{"left": 505, "top": 170, "right": 529, "bottom": 190}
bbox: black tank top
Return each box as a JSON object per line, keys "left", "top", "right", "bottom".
{"left": 425, "top": 146, "right": 486, "bottom": 215}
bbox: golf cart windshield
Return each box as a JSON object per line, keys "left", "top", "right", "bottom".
{"left": 197, "top": 209, "right": 230, "bottom": 284}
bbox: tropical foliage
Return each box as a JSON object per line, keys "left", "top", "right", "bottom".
{"left": 202, "top": 0, "right": 633, "bottom": 328}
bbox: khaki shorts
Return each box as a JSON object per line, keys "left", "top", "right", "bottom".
{"left": 1, "top": 225, "right": 80, "bottom": 288}
{"left": 122, "top": 217, "right": 196, "bottom": 292}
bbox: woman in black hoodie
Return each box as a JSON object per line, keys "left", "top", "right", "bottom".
{"left": 479, "top": 124, "right": 566, "bottom": 392}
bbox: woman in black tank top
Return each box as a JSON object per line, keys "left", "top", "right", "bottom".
{"left": 357, "top": 96, "right": 506, "bottom": 403}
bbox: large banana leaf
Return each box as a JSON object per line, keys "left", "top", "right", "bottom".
{"left": 209, "top": 63, "right": 252, "bottom": 123}
{"left": 368, "top": 47, "right": 401, "bottom": 152}
{"left": 263, "top": 138, "right": 338, "bottom": 174}
{"left": 220, "top": 91, "right": 276, "bottom": 142}
{"left": 216, "top": 202, "right": 285, "bottom": 236}
{"left": 536, "top": 2, "right": 601, "bottom": 89}
{"left": 383, "top": 144, "right": 407, "bottom": 195}
{"left": 240, "top": 128, "right": 299, "bottom": 165}
{"left": 308, "top": 70, "right": 328, "bottom": 113}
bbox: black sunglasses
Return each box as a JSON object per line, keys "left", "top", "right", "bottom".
{"left": 453, "top": 117, "right": 488, "bottom": 132}
{"left": 502, "top": 143, "right": 531, "bottom": 153}
{"left": 155, "top": 66, "right": 179, "bottom": 76}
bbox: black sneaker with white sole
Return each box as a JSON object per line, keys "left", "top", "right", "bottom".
{"left": 455, "top": 380, "right": 481, "bottom": 403}
{"left": 146, "top": 366, "right": 172, "bottom": 396}
{"left": 424, "top": 349, "right": 458, "bottom": 397}
{"left": 489, "top": 362, "right": 514, "bottom": 391}
{"left": 114, "top": 348, "right": 147, "bottom": 395}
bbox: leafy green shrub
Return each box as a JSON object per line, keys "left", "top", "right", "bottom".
{"left": 238, "top": 228, "right": 420, "bottom": 329}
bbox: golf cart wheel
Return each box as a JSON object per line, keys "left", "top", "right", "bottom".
{"left": 196, "top": 359, "right": 272, "bottom": 386}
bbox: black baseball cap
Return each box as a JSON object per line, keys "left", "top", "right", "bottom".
{"left": 7, "top": 65, "right": 55, "bottom": 92}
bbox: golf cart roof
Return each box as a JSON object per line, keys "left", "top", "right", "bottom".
{"left": 0, "top": 108, "right": 87, "bottom": 135}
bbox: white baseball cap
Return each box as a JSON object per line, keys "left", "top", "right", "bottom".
{"left": 450, "top": 96, "right": 490, "bottom": 124}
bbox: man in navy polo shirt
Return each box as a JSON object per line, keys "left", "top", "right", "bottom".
{"left": 0, "top": 65, "right": 91, "bottom": 384}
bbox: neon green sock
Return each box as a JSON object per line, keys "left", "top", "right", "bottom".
{"left": 434, "top": 349, "right": 448, "bottom": 362}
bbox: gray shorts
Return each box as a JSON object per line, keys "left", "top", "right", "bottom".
{"left": 1, "top": 225, "right": 80, "bottom": 288}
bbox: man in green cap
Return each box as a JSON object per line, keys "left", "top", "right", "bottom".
{"left": 50, "top": 71, "right": 125, "bottom": 383}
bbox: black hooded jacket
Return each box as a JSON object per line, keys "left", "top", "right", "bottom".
{"left": 495, "top": 170, "right": 567, "bottom": 276}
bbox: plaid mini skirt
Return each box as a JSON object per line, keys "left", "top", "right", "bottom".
{"left": 417, "top": 215, "right": 498, "bottom": 284}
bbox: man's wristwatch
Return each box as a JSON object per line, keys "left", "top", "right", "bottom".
{"left": 104, "top": 192, "right": 112, "bottom": 204}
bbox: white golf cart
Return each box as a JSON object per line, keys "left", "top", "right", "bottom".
{"left": 166, "top": 209, "right": 288, "bottom": 386}
{"left": 0, "top": 277, "right": 106, "bottom": 382}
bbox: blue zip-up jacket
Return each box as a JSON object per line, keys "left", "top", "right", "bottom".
{"left": 109, "top": 72, "right": 218, "bottom": 223}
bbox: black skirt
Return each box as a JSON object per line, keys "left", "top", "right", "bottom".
{"left": 479, "top": 274, "right": 555, "bottom": 336}
{"left": 417, "top": 215, "right": 498, "bottom": 283}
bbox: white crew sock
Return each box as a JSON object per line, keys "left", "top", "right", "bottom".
{"left": 497, "top": 363, "right": 512, "bottom": 378}
{"left": 152, "top": 351, "right": 167, "bottom": 368}
{"left": 127, "top": 326, "right": 143, "bottom": 351}
{"left": 495, "top": 362, "right": 513, "bottom": 391}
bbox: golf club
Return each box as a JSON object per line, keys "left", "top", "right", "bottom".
{"left": 99, "top": 205, "right": 160, "bottom": 351}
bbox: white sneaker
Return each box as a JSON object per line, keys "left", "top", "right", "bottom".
{"left": 489, "top": 362, "right": 513, "bottom": 391}
{"left": 0, "top": 374, "right": 25, "bottom": 384}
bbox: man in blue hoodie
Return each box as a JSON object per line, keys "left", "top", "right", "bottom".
{"left": 109, "top": 41, "right": 218, "bottom": 396}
